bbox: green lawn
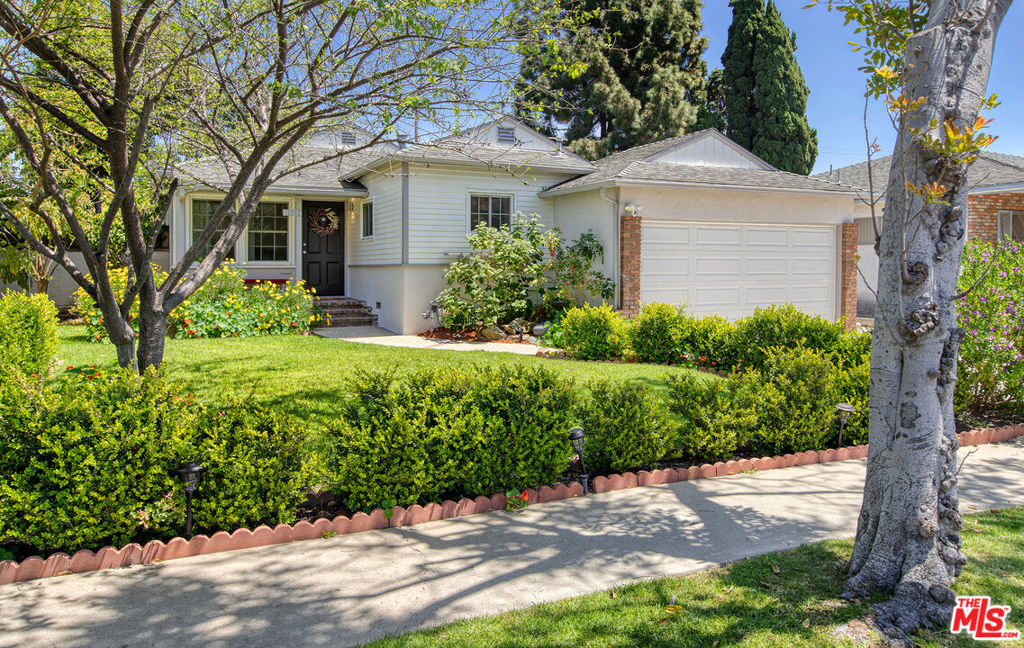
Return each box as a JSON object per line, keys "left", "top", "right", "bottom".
{"left": 56, "top": 325, "right": 709, "bottom": 424}
{"left": 366, "top": 506, "right": 1024, "bottom": 648}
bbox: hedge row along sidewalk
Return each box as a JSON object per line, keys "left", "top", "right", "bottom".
{"left": 2, "top": 423, "right": 1022, "bottom": 587}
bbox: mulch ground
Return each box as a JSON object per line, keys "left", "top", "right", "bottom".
{"left": 417, "top": 327, "right": 537, "bottom": 345}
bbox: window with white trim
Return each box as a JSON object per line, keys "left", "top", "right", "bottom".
{"left": 247, "top": 202, "right": 289, "bottom": 261}
{"left": 191, "top": 199, "right": 235, "bottom": 258}
{"left": 469, "top": 194, "right": 511, "bottom": 230}
{"left": 361, "top": 201, "right": 374, "bottom": 238}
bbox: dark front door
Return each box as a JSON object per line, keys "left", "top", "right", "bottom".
{"left": 302, "top": 201, "right": 345, "bottom": 295}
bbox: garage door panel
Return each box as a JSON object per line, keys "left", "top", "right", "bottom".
{"left": 696, "top": 257, "right": 741, "bottom": 276}
{"left": 792, "top": 256, "right": 832, "bottom": 275}
{"left": 695, "top": 227, "right": 741, "bottom": 246}
{"left": 744, "top": 257, "right": 788, "bottom": 275}
{"left": 640, "top": 222, "right": 836, "bottom": 319}
{"left": 643, "top": 256, "right": 690, "bottom": 276}
{"left": 745, "top": 228, "right": 788, "bottom": 246}
{"left": 793, "top": 229, "right": 833, "bottom": 247}
{"left": 694, "top": 286, "right": 741, "bottom": 306}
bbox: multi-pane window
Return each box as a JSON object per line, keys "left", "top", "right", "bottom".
{"left": 998, "top": 210, "right": 1024, "bottom": 243}
{"left": 191, "top": 199, "right": 234, "bottom": 258}
{"left": 247, "top": 202, "right": 289, "bottom": 261}
{"left": 470, "top": 195, "right": 511, "bottom": 230}
{"left": 361, "top": 202, "right": 374, "bottom": 238}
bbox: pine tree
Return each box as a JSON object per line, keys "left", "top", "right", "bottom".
{"left": 691, "top": 67, "right": 727, "bottom": 132}
{"left": 720, "top": 0, "right": 817, "bottom": 174}
{"left": 750, "top": 2, "right": 817, "bottom": 174}
{"left": 520, "top": 0, "right": 709, "bottom": 159}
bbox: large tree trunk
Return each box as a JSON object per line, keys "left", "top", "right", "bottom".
{"left": 846, "top": 1, "right": 1011, "bottom": 645}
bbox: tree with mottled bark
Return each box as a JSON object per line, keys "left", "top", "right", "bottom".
{"left": 0, "top": 0, "right": 577, "bottom": 372}
{"left": 816, "top": 1, "right": 1013, "bottom": 644}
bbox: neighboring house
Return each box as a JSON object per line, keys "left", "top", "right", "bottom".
{"left": 21, "top": 120, "right": 864, "bottom": 332}
{"left": 817, "top": 153, "right": 1024, "bottom": 316}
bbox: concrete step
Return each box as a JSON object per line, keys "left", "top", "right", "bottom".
{"left": 324, "top": 314, "right": 379, "bottom": 327}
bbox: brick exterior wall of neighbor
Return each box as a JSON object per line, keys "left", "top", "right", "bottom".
{"left": 841, "top": 222, "right": 858, "bottom": 328}
{"left": 968, "top": 192, "right": 1024, "bottom": 243}
{"left": 619, "top": 213, "right": 642, "bottom": 317}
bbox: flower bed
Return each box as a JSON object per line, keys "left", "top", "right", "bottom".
{"left": 3, "top": 423, "right": 1021, "bottom": 586}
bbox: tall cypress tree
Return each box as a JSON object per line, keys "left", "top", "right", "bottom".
{"left": 720, "top": 0, "right": 761, "bottom": 150}
{"left": 520, "top": 0, "right": 709, "bottom": 160}
{"left": 720, "top": 0, "right": 817, "bottom": 174}
{"left": 751, "top": 2, "right": 817, "bottom": 174}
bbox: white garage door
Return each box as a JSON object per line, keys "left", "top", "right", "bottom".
{"left": 640, "top": 222, "right": 837, "bottom": 319}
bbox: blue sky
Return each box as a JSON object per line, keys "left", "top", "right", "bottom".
{"left": 698, "top": 2, "right": 1024, "bottom": 174}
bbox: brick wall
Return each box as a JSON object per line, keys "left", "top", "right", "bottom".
{"left": 841, "top": 222, "right": 858, "bottom": 328}
{"left": 968, "top": 192, "right": 1024, "bottom": 243}
{"left": 620, "top": 213, "right": 642, "bottom": 317}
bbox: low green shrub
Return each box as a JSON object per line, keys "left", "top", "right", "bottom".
{"left": 0, "top": 370, "right": 309, "bottom": 556}
{"left": 666, "top": 347, "right": 869, "bottom": 462}
{"left": 956, "top": 239, "right": 1024, "bottom": 414}
{"left": 574, "top": 380, "right": 674, "bottom": 473}
{"left": 190, "top": 396, "right": 308, "bottom": 533}
{"left": 666, "top": 373, "right": 757, "bottom": 462}
{"left": 674, "top": 312, "right": 736, "bottom": 369}
{"left": 627, "top": 302, "right": 683, "bottom": 364}
{"left": 738, "top": 348, "right": 847, "bottom": 456}
{"left": 0, "top": 291, "right": 58, "bottom": 377}
{"left": 326, "top": 365, "right": 576, "bottom": 511}
{"left": 728, "top": 304, "right": 845, "bottom": 371}
{"left": 560, "top": 303, "right": 628, "bottom": 360}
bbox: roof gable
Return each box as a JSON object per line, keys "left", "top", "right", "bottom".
{"left": 644, "top": 130, "right": 774, "bottom": 170}
{"left": 458, "top": 116, "right": 571, "bottom": 153}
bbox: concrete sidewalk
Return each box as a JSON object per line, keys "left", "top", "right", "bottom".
{"left": 315, "top": 325, "right": 554, "bottom": 356}
{"left": 2, "top": 441, "right": 1023, "bottom": 648}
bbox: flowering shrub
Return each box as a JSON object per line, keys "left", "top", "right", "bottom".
{"left": 956, "top": 239, "right": 1024, "bottom": 413}
{"left": 171, "top": 265, "right": 319, "bottom": 338}
{"left": 74, "top": 262, "right": 320, "bottom": 341}
{"left": 438, "top": 215, "right": 614, "bottom": 330}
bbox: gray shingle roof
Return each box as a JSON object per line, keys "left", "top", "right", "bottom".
{"left": 814, "top": 152, "right": 1024, "bottom": 199}
{"left": 177, "top": 145, "right": 368, "bottom": 193}
{"left": 543, "top": 130, "right": 855, "bottom": 195}
{"left": 340, "top": 142, "right": 596, "bottom": 179}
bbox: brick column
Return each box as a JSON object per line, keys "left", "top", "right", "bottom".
{"left": 620, "top": 213, "right": 642, "bottom": 317}
{"left": 841, "top": 222, "right": 858, "bottom": 329}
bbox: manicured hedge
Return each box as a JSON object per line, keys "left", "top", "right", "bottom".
{"left": 0, "top": 370, "right": 308, "bottom": 556}
{"left": 667, "top": 346, "right": 869, "bottom": 462}
{"left": 0, "top": 291, "right": 58, "bottom": 377}
{"left": 325, "top": 365, "right": 578, "bottom": 511}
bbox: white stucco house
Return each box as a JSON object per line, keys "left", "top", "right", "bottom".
{"left": 160, "top": 119, "right": 861, "bottom": 333}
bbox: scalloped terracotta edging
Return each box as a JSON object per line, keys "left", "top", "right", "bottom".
{"left": 2, "top": 423, "right": 1021, "bottom": 587}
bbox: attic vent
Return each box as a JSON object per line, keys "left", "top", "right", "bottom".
{"left": 496, "top": 126, "right": 516, "bottom": 145}
{"left": 340, "top": 132, "right": 357, "bottom": 146}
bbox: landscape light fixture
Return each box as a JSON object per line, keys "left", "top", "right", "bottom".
{"left": 835, "top": 403, "right": 856, "bottom": 448}
{"left": 177, "top": 461, "right": 207, "bottom": 539}
{"left": 569, "top": 427, "right": 589, "bottom": 495}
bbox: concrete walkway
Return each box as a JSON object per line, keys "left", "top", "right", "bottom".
{"left": 315, "top": 325, "right": 554, "bottom": 356}
{"left": 2, "top": 441, "right": 1023, "bottom": 648}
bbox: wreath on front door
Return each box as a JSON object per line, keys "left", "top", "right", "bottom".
{"left": 309, "top": 207, "right": 339, "bottom": 237}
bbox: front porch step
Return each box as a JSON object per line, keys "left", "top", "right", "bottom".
{"left": 314, "top": 296, "right": 378, "bottom": 327}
